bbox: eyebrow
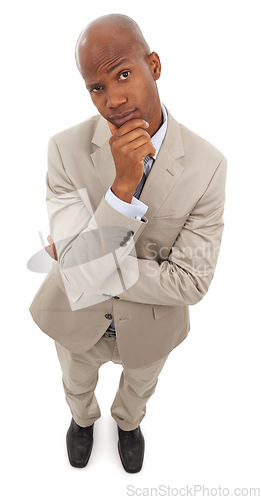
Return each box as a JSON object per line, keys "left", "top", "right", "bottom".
{"left": 107, "top": 58, "right": 128, "bottom": 73}
{"left": 87, "top": 58, "right": 129, "bottom": 90}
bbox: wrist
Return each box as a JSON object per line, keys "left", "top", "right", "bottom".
{"left": 111, "top": 181, "right": 135, "bottom": 204}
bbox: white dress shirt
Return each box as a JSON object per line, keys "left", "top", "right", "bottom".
{"left": 104, "top": 103, "right": 168, "bottom": 220}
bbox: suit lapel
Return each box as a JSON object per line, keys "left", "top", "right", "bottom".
{"left": 90, "top": 106, "right": 185, "bottom": 221}
{"left": 91, "top": 118, "right": 116, "bottom": 193}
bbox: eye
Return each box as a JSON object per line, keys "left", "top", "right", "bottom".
{"left": 91, "top": 86, "right": 103, "bottom": 94}
{"left": 119, "top": 71, "right": 130, "bottom": 80}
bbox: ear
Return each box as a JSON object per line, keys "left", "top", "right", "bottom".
{"left": 147, "top": 51, "right": 161, "bottom": 81}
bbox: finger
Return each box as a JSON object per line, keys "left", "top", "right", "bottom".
{"left": 52, "top": 242, "right": 58, "bottom": 261}
{"left": 45, "top": 244, "right": 55, "bottom": 260}
{"left": 125, "top": 135, "right": 154, "bottom": 151}
{"left": 46, "top": 234, "right": 58, "bottom": 260}
{"left": 134, "top": 142, "right": 156, "bottom": 159}
{"left": 111, "top": 128, "right": 151, "bottom": 148}
{"left": 110, "top": 118, "right": 149, "bottom": 137}
{"left": 117, "top": 134, "right": 156, "bottom": 157}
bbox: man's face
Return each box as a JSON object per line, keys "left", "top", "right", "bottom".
{"left": 78, "top": 31, "right": 161, "bottom": 132}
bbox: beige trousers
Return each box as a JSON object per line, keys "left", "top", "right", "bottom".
{"left": 54, "top": 336, "right": 169, "bottom": 431}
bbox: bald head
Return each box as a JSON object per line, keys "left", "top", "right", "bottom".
{"left": 75, "top": 14, "right": 151, "bottom": 76}
{"left": 74, "top": 14, "right": 162, "bottom": 137}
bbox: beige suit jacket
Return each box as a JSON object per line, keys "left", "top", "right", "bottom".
{"left": 29, "top": 106, "right": 227, "bottom": 368}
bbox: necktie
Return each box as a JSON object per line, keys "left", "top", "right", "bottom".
{"left": 134, "top": 155, "right": 151, "bottom": 199}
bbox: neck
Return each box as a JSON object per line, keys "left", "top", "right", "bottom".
{"left": 147, "top": 99, "right": 163, "bottom": 137}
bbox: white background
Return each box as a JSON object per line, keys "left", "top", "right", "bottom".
{"left": 1, "top": 0, "right": 260, "bottom": 498}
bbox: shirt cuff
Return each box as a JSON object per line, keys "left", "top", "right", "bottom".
{"left": 105, "top": 187, "right": 148, "bottom": 220}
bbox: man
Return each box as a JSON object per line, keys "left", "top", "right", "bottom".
{"left": 29, "top": 13, "right": 227, "bottom": 473}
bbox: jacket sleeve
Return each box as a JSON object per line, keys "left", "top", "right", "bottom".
{"left": 46, "top": 136, "right": 147, "bottom": 305}
{"left": 113, "top": 156, "right": 228, "bottom": 306}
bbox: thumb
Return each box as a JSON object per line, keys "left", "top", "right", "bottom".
{"left": 107, "top": 120, "right": 118, "bottom": 135}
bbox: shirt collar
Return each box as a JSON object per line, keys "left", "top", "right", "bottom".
{"left": 150, "top": 103, "right": 168, "bottom": 160}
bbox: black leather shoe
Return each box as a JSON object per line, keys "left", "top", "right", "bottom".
{"left": 117, "top": 425, "right": 145, "bottom": 473}
{"left": 66, "top": 418, "right": 94, "bottom": 468}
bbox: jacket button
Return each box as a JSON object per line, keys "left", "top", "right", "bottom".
{"left": 114, "top": 296, "right": 120, "bottom": 299}
{"left": 105, "top": 313, "right": 113, "bottom": 320}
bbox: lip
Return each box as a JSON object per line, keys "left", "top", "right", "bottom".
{"left": 110, "top": 109, "right": 137, "bottom": 126}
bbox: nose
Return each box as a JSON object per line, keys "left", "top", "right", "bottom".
{"left": 105, "top": 86, "right": 127, "bottom": 109}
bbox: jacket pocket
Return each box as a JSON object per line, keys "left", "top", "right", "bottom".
{"left": 152, "top": 304, "right": 174, "bottom": 319}
{"left": 149, "top": 214, "right": 189, "bottom": 228}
